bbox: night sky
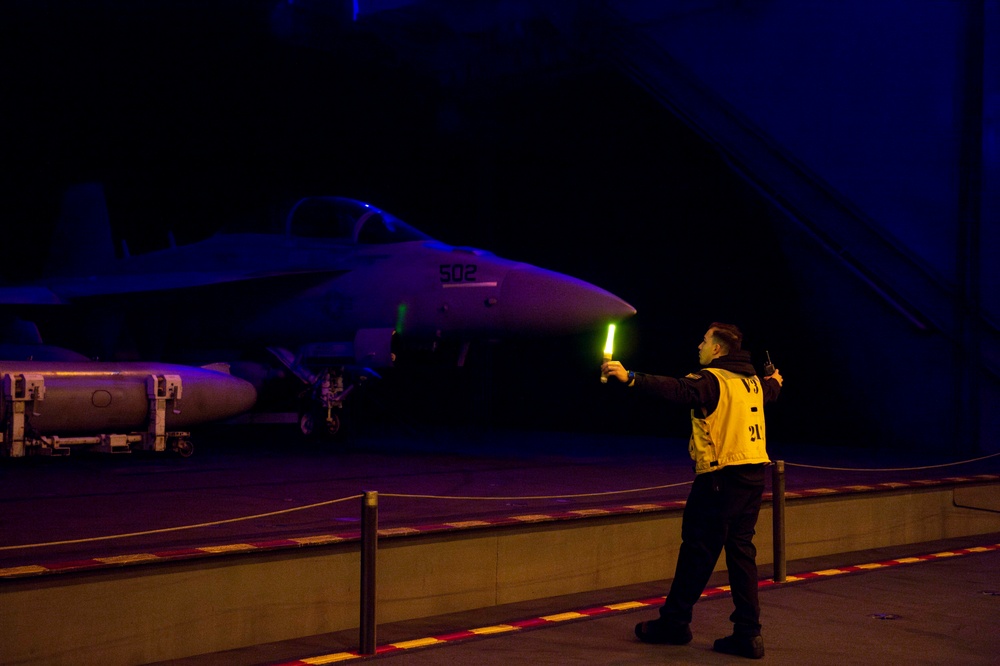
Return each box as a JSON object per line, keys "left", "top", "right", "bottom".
{"left": 0, "top": 3, "right": 806, "bottom": 442}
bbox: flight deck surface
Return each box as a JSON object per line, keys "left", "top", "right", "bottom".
{"left": 3, "top": 426, "right": 999, "bottom": 665}
{"left": 2, "top": 425, "right": 998, "bottom": 572}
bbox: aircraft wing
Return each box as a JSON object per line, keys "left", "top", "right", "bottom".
{"left": 0, "top": 286, "right": 64, "bottom": 305}
{"left": 1, "top": 270, "right": 349, "bottom": 304}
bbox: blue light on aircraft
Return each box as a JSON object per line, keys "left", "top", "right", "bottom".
{"left": 285, "top": 0, "right": 358, "bottom": 21}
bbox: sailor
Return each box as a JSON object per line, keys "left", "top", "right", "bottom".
{"left": 602, "top": 321, "right": 783, "bottom": 659}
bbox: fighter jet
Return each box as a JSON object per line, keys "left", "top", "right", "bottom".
{"left": 0, "top": 184, "right": 636, "bottom": 439}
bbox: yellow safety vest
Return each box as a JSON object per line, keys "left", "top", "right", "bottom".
{"left": 689, "top": 368, "right": 770, "bottom": 474}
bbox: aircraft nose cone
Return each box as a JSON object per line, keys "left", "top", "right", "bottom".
{"left": 499, "top": 266, "right": 636, "bottom": 334}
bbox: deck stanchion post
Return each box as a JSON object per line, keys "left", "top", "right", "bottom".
{"left": 772, "top": 461, "right": 786, "bottom": 583}
{"left": 360, "top": 490, "right": 378, "bottom": 655}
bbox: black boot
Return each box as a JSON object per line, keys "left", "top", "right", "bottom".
{"left": 634, "top": 619, "right": 692, "bottom": 645}
{"left": 713, "top": 633, "right": 764, "bottom": 659}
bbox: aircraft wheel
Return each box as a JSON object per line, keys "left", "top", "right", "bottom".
{"left": 299, "top": 410, "right": 341, "bottom": 439}
{"left": 323, "top": 412, "right": 341, "bottom": 437}
{"left": 298, "top": 411, "right": 317, "bottom": 437}
{"left": 172, "top": 439, "right": 195, "bottom": 458}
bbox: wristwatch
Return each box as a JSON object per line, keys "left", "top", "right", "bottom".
{"left": 626, "top": 370, "right": 635, "bottom": 386}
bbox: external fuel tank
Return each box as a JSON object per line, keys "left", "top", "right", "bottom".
{"left": 0, "top": 361, "right": 257, "bottom": 456}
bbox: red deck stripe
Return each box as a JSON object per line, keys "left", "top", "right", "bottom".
{"left": 267, "top": 542, "right": 1000, "bottom": 665}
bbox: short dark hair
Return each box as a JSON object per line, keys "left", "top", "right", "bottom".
{"left": 709, "top": 322, "right": 742, "bottom": 354}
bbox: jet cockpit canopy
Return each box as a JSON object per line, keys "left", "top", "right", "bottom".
{"left": 284, "top": 197, "right": 433, "bottom": 244}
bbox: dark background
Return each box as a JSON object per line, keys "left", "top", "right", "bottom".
{"left": 0, "top": 2, "right": 988, "bottom": 450}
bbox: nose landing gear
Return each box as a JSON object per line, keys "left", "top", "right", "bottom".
{"left": 298, "top": 408, "right": 341, "bottom": 438}
{"left": 298, "top": 369, "right": 350, "bottom": 439}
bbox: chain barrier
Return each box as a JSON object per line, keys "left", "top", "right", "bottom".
{"left": 0, "top": 494, "right": 364, "bottom": 551}
{"left": 784, "top": 451, "right": 1000, "bottom": 473}
{"left": 0, "top": 480, "right": 697, "bottom": 552}
{"left": 381, "top": 480, "right": 693, "bottom": 502}
{"left": 6, "top": 451, "right": 998, "bottom": 552}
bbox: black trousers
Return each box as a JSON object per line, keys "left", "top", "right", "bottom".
{"left": 659, "top": 463, "right": 766, "bottom": 636}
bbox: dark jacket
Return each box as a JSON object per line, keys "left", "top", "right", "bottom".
{"left": 631, "top": 350, "right": 781, "bottom": 417}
